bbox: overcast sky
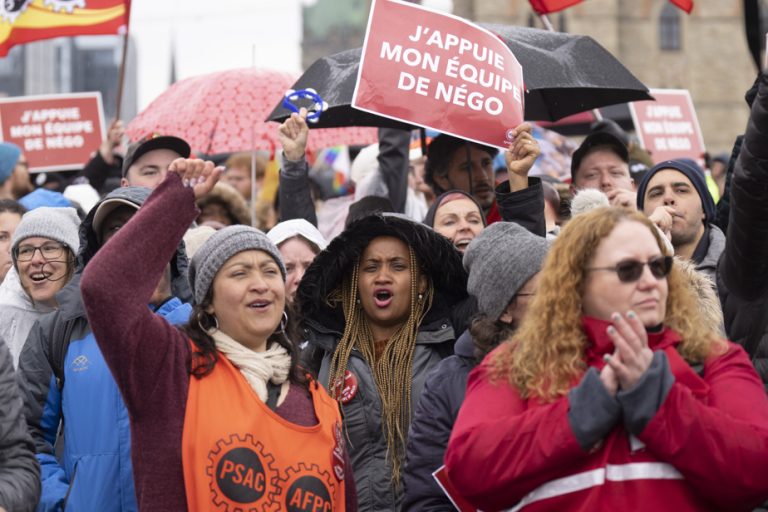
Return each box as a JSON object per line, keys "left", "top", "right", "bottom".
{"left": 127, "top": 0, "right": 454, "bottom": 112}
{"left": 130, "top": 0, "right": 307, "bottom": 110}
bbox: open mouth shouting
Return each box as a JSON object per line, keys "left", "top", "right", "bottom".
{"left": 453, "top": 237, "right": 474, "bottom": 251}
{"left": 374, "top": 289, "right": 393, "bottom": 308}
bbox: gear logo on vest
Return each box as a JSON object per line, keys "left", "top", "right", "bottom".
{"left": 206, "top": 433, "right": 279, "bottom": 510}
{"left": 277, "top": 463, "right": 336, "bottom": 512}
{"left": 71, "top": 354, "right": 89, "bottom": 372}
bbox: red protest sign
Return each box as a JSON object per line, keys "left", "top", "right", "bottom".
{"left": 0, "top": 93, "right": 106, "bottom": 172}
{"left": 433, "top": 465, "right": 477, "bottom": 512}
{"left": 352, "top": 0, "right": 524, "bottom": 149}
{"left": 629, "top": 89, "right": 705, "bottom": 165}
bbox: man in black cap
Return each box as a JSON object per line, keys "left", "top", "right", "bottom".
{"left": 636, "top": 159, "right": 723, "bottom": 283}
{"left": 120, "top": 135, "right": 191, "bottom": 189}
{"left": 569, "top": 132, "right": 637, "bottom": 209}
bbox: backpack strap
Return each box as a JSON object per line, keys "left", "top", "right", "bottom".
{"left": 49, "top": 315, "right": 75, "bottom": 391}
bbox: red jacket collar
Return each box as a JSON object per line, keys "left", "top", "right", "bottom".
{"left": 485, "top": 200, "right": 501, "bottom": 225}
{"left": 581, "top": 316, "right": 682, "bottom": 366}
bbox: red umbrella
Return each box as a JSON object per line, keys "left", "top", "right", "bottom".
{"left": 126, "top": 67, "right": 379, "bottom": 155}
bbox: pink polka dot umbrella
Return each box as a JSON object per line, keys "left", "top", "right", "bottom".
{"left": 126, "top": 68, "right": 379, "bottom": 156}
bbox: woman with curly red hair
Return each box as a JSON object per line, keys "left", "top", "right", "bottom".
{"left": 445, "top": 207, "right": 768, "bottom": 511}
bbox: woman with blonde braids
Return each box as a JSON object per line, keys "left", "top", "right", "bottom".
{"left": 445, "top": 207, "right": 768, "bottom": 512}
{"left": 297, "top": 213, "right": 467, "bottom": 511}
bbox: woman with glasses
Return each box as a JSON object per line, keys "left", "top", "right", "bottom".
{"left": 0, "top": 206, "right": 79, "bottom": 367}
{"left": 445, "top": 207, "right": 768, "bottom": 511}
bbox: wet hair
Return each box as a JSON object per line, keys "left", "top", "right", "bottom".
{"left": 182, "top": 291, "right": 307, "bottom": 386}
{"left": 424, "top": 135, "right": 498, "bottom": 193}
{"left": 492, "top": 207, "right": 724, "bottom": 400}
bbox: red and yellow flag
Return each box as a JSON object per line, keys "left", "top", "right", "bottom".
{"left": 0, "top": 0, "right": 130, "bottom": 57}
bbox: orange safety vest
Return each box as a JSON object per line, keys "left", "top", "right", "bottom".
{"left": 182, "top": 346, "right": 346, "bottom": 512}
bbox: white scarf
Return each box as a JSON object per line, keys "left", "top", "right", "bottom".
{"left": 209, "top": 329, "right": 291, "bottom": 402}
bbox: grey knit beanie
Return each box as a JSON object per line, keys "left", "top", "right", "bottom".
{"left": 189, "top": 225, "right": 286, "bottom": 305}
{"left": 11, "top": 207, "right": 81, "bottom": 262}
{"left": 462, "top": 222, "right": 549, "bottom": 320}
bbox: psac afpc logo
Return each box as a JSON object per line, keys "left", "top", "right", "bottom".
{"left": 206, "top": 434, "right": 337, "bottom": 512}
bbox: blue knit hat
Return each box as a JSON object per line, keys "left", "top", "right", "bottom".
{"left": 636, "top": 159, "right": 716, "bottom": 224}
{"left": 0, "top": 142, "right": 21, "bottom": 185}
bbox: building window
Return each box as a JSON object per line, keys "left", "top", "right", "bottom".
{"left": 660, "top": 3, "right": 681, "bottom": 51}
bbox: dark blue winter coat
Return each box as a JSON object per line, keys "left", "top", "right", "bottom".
{"left": 402, "top": 330, "right": 476, "bottom": 511}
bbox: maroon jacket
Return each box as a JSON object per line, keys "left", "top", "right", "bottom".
{"left": 81, "top": 173, "right": 356, "bottom": 511}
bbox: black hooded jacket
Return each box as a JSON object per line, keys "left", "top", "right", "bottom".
{"left": 718, "top": 71, "right": 768, "bottom": 390}
{"left": 296, "top": 213, "right": 468, "bottom": 511}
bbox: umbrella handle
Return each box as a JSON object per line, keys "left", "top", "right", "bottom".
{"left": 282, "top": 89, "right": 329, "bottom": 123}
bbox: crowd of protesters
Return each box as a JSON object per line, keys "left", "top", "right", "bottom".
{"left": 0, "top": 61, "right": 767, "bottom": 512}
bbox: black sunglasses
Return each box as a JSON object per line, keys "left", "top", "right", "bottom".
{"left": 586, "top": 255, "right": 673, "bottom": 283}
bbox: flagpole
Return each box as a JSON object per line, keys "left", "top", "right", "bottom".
{"left": 538, "top": 14, "right": 555, "bottom": 32}
{"left": 115, "top": 2, "right": 132, "bottom": 121}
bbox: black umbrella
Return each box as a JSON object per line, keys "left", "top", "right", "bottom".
{"left": 267, "top": 25, "right": 652, "bottom": 128}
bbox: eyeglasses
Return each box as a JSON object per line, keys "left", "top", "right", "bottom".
{"left": 15, "top": 242, "right": 66, "bottom": 262}
{"left": 586, "top": 255, "right": 672, "bottom": 283}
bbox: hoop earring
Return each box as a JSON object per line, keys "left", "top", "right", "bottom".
{"left": 276, "top": 311, "right": 288, "bottom": 334}
{"left": 198, "top": 311, "right": 219, "bottom": 333}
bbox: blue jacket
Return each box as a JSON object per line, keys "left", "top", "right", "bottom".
{"left": 15, "top": 186, "right": 193, "bottom": 511}
{"left": 18, "top": 279, "right": 191, "bottom": 512}
{"left": 402, "top": 330, "right": 476, "bottom": 511}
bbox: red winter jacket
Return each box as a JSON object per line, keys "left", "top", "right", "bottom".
{"left": 445, "top": 317, "right": 768, "bottom": 511}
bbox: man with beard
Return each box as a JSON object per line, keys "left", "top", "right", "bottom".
{"left": 424, "top": 125, "right": 540, "bottom": 226}
{"left": 0, "top": 143, "right": 32, "bottom": 201}
{"left": 636, "top": 159, "right": 722, "bottom": 283}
